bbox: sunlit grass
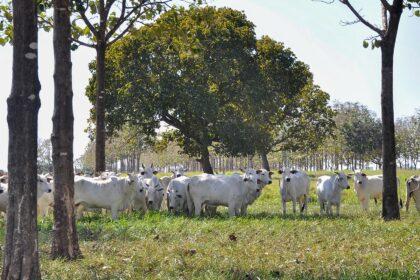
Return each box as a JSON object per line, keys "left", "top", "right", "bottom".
{"left": 0, "top": 169, "right": 419, "bottom": 279}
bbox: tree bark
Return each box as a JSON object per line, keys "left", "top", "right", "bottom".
{"left": 199, "top": 146, "right": 214, "bottom": 174}
{"left": 261, "top": 152, "right": 270, "bottom": 171}
{"left": 50, "top": 0, "right": 82, "bottom": 260}
{"left": 381, "top": 41, "right": 400, "bottom": 220}
{"left": 95, "top": 42, "right": 106, "bottom": 173}
{"left": 2, "top": 0, "right": 42, "bottom": 278}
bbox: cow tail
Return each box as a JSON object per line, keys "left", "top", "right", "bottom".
{"left": 301, "top": 194, "right": 306, "bottom": 212}
{"left": 399, "top": 198, "right": 403, "bottom": 209}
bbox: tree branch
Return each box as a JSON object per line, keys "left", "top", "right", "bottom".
{"left": 71, "top": 37, "right": 96, "bottom": 48}
{"left": 339, "top": 0, "right": 384, "bottom": 35}
{"left": 74, "top": 0, "right": 99, "bottom": 37}
{"left": 382, "top": 1, "right": 389, "bottom": 30}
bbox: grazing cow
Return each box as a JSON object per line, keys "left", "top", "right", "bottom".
{"left": 186, "top": 171, "right": 260, "bottom": 217}
{"left": 316, "top": 172, "right": 350, "bottom": 216}
{"left": 353, "top": 170, "right": 383, "bottom": 211}
{"left": 405, "top": 175, "right": 420, "bottom": 212}
{"left": 74, "top": 174, "right": 138, "bottom": 220}
{"left": 0, "top": 175, "right": 52, "bottom": 214}
{"left": 167, "top": 176, "right": 191, "bottom": 214}
{"left": 279, "top": 168, "right": 310, "bottom": 215}
{"left": 141, "top": 175, "right": 164, "bottom": 211}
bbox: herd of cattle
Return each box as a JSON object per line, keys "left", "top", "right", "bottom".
{"left": 0, "top": 165, "right": 419, "bottom": 219}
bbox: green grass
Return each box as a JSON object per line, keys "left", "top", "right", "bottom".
{"left": 1, "top": 169, "right": 419, "bottom": 279}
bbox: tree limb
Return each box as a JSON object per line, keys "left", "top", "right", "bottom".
{"left": 74, "top": 0, "right": 99, "bottom": 37}
{"left": 71, "top": 37, "right": 96, "bottom": 48}
{"left": 339, "top": 0, "right": 384, "bottom": 35}
{"left": 380, "top": 0, "right": 392, "bottom": 12}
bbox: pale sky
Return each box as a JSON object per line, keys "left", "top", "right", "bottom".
{"left": 0, "top": 0, "right": 419, "bottom": 170}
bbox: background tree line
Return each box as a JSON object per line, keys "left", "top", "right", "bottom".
{"left": 76, "top": 101, "right": 420, "bottom": 173}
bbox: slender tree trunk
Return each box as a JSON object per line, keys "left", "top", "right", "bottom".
{"left": 200, "top": 146, "right": 214, "bottom": 174}
{"left": 381, "top": 41, "right": 400, "bottom": 220}
{"left": 261, "top": 152, "right": 270, "bottom": 171}
{"left": 95, "top": 42, "right": 106, "bottom": 173}
{"left": 2, "top": 0, "right": 41, "bottom": 278}
{"left": 50, "top": 0, "right": 82, "bottom": 260}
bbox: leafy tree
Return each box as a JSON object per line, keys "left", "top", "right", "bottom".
{"left": 395, "top": 110, "right": 420, "bottom": 169}
{"left": 324, "top": 0, "right": 420, "bottom": 220}
{"left": 50, "top": 0, "right": 82, "bottom": 260}
{"left": 2, "top": 0, "right": 42, "bottom": 278}
{"left": 37, "top": 138, "right": 53, "bottom": 173}
{"left": 252, "top": 36, "right": 335, "bottom": 170}
{"left": 87, "top": 6, "right": 261, "bottom": 173}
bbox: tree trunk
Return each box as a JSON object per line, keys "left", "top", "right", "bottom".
{"left": 261, "top": 152, "right": 270, "bottom": 171}
{"left": 2, "top": 0, "right": 42, "bottom": 278}
{"left": 50, "top": 0, "right": 82, "bottom": 260}
{"left": 381, "top": 41, "right": 400, "bottom": 220}
{"left": 200, "top": 146, "right": 214, "bottom": 174}
{"left": 95, "top": 42, "right": 106, "bottom": 173}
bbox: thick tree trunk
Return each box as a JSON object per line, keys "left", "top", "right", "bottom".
{"left": 261, "top": 152, "right": 270, "bottom": 171}
{"left": 2, "top": 0, "right": 41, "bottom": 278}
{"left": 50, "top": 0, "right": 82, "bottom": 260}
{"left": 95, "top": 42, "right": 106, "bottom": 173}
{"left": 381, "top": 42, "right": 400, "bottom": 220}
{"left": 200, "top": 147, "right": 214, "bottom": 174}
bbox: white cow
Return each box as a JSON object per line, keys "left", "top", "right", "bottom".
{"left": 167, "top": 176, "right": 190, "bottom": 214}
{"left": 279, "top": 168, "right": 310, "bottom": 215}
{"left": 74, "top": 174, "right": 138, "bottom": 220}
{"left": 0, "top": 175, "right": 52, "bottom": 214}
{"left": 240, "top": 168, "right": 273, "bottom": 214}
{"left": 159, "top": 167, "right": 188, "bottom": 210}
{"left": 142, "top": 175, "right": 164, "bottom": 211}
{"left": 405, "top": 175, "right": 420, "bottom": 212}
{"left": 38, "top": 176, "right": 54, "bottom": 216}
{"left": 131, "top": 175, "right": 147, "bottom": 212}
{"left": 316, "top": 172, "right": 350, "bottom": 216}
{"left": 353, "top": 170, "right": 383, "bottom": 211}
{"left": 186, "top": 171, "right": 260, "bottom": 217}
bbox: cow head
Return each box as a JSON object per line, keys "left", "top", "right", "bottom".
{"left": 334, "top": 172, "right": 350, "bottom": 190}
{"left": 256, "top": 169, "right": 272, "bottom": 186}
{"left": 353, "top": 170, "right": 367, "bottom": 186}
{"left": 37, "top": 175, "right": 52, "bottom": 198}
{"left": 142, "top": 176, "right": 164, "bottom": 211}
{"left": 241, "top": 168, "right": 260, "bottom": 193}
{"left": 172, "top": 166, "right": 187, "bottom": 178}
{"left": 140, "top": 164, "right": 158, "bottom": 178}
{"left": 280, "top": 168, "right": 297, "bottom": 184}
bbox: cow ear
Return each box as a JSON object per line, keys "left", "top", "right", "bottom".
{"left": 269, "top": 171, "right": 274, "bottom": 176}
{"left": 256, "top": 169, "right": 262, "bottom": 174}
{"left": 291, "top": 170, "right": 298, "bottom": 174}
{"left": 278, "top": 170, "right": 283, "bottom": 174}
{"left": 240, "top": 168, "right": 245, "bottom": 173}
{"left": 142, "top": 163, "right": 145, "bottom": 169}
{"left": 361, "top": 173, "right": 367, "bottom": 177}
{"left": 346, "top": 175, "right": 351, "bottom": 179}
{"left": 257, "top": 179, "right": 262, "bottom": 184}
{"left": 151, "top": 163, "right": 154, "bottom": 168}
{"left": 153, "top": 171, "right": 158, "bottom": 175}
{"left": 46, "top": 177, "right": 53, "bottom": 183}
{"left": 184, "top": 168, "right": 188, "bottom": 172}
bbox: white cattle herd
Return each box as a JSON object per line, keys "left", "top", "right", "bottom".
{"left": 0, "top": 166, "right": 418, "bottom": 219}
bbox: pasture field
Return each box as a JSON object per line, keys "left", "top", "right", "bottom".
{"left": 0, "top": 169, "right": 419, "bottom": 279}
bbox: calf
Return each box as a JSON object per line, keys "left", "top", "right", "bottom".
{"left": 405, "top": 175, "right": 420, "bottom": 212}
{"left": 186, "top": 171, "right": 259, "bottom": 217}
{"left": 159, "top": 167, "right": 188, "bottom": 209}
{"left": 279, "top": 168, "right": 310, "bottom": 215}
{"left": 353, "top": 170, "right": 383, "bottom": 211}
{"left": 316, "top": 172, "right": 350, "bottom": 216}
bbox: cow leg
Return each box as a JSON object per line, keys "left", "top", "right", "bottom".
{"left": 228, "top": 204, "right": 236, "bottom": 217}
{"left": 336, "top": 203, "right": 340, "bottom": 216}
{"left": 327, "top": 201, "right": 332, "bottom": 216}
{"left": 194, "top": 199, "right": 202, "bottom": 216}
{"left": 111, "top": 206, "right": 119, "bottom": 220}
{"left": 318, "top": 199, "right": 323, "bottom": 215}
{"left": 240, "top": 204, "right": 248, "bottom": 216}
{"left": 305, "top": 194, "right": 309, "bottom": 214}
{"left": 298, "top": 198, "right": 304, "bottom": 214}
{"left": 374, "top": 198, "right": 378, "bottom": 205}
{"left": 282, "top": 199, "right": 287, "bottom": 215}
{"left": 405, "top": 193, "right": 410, "bottom": 212}
{"left": 292, "top": 197, "right": 297, "bottom": 214}
{"left": 362, "top": 198, "right": 369, "bottom": 211}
